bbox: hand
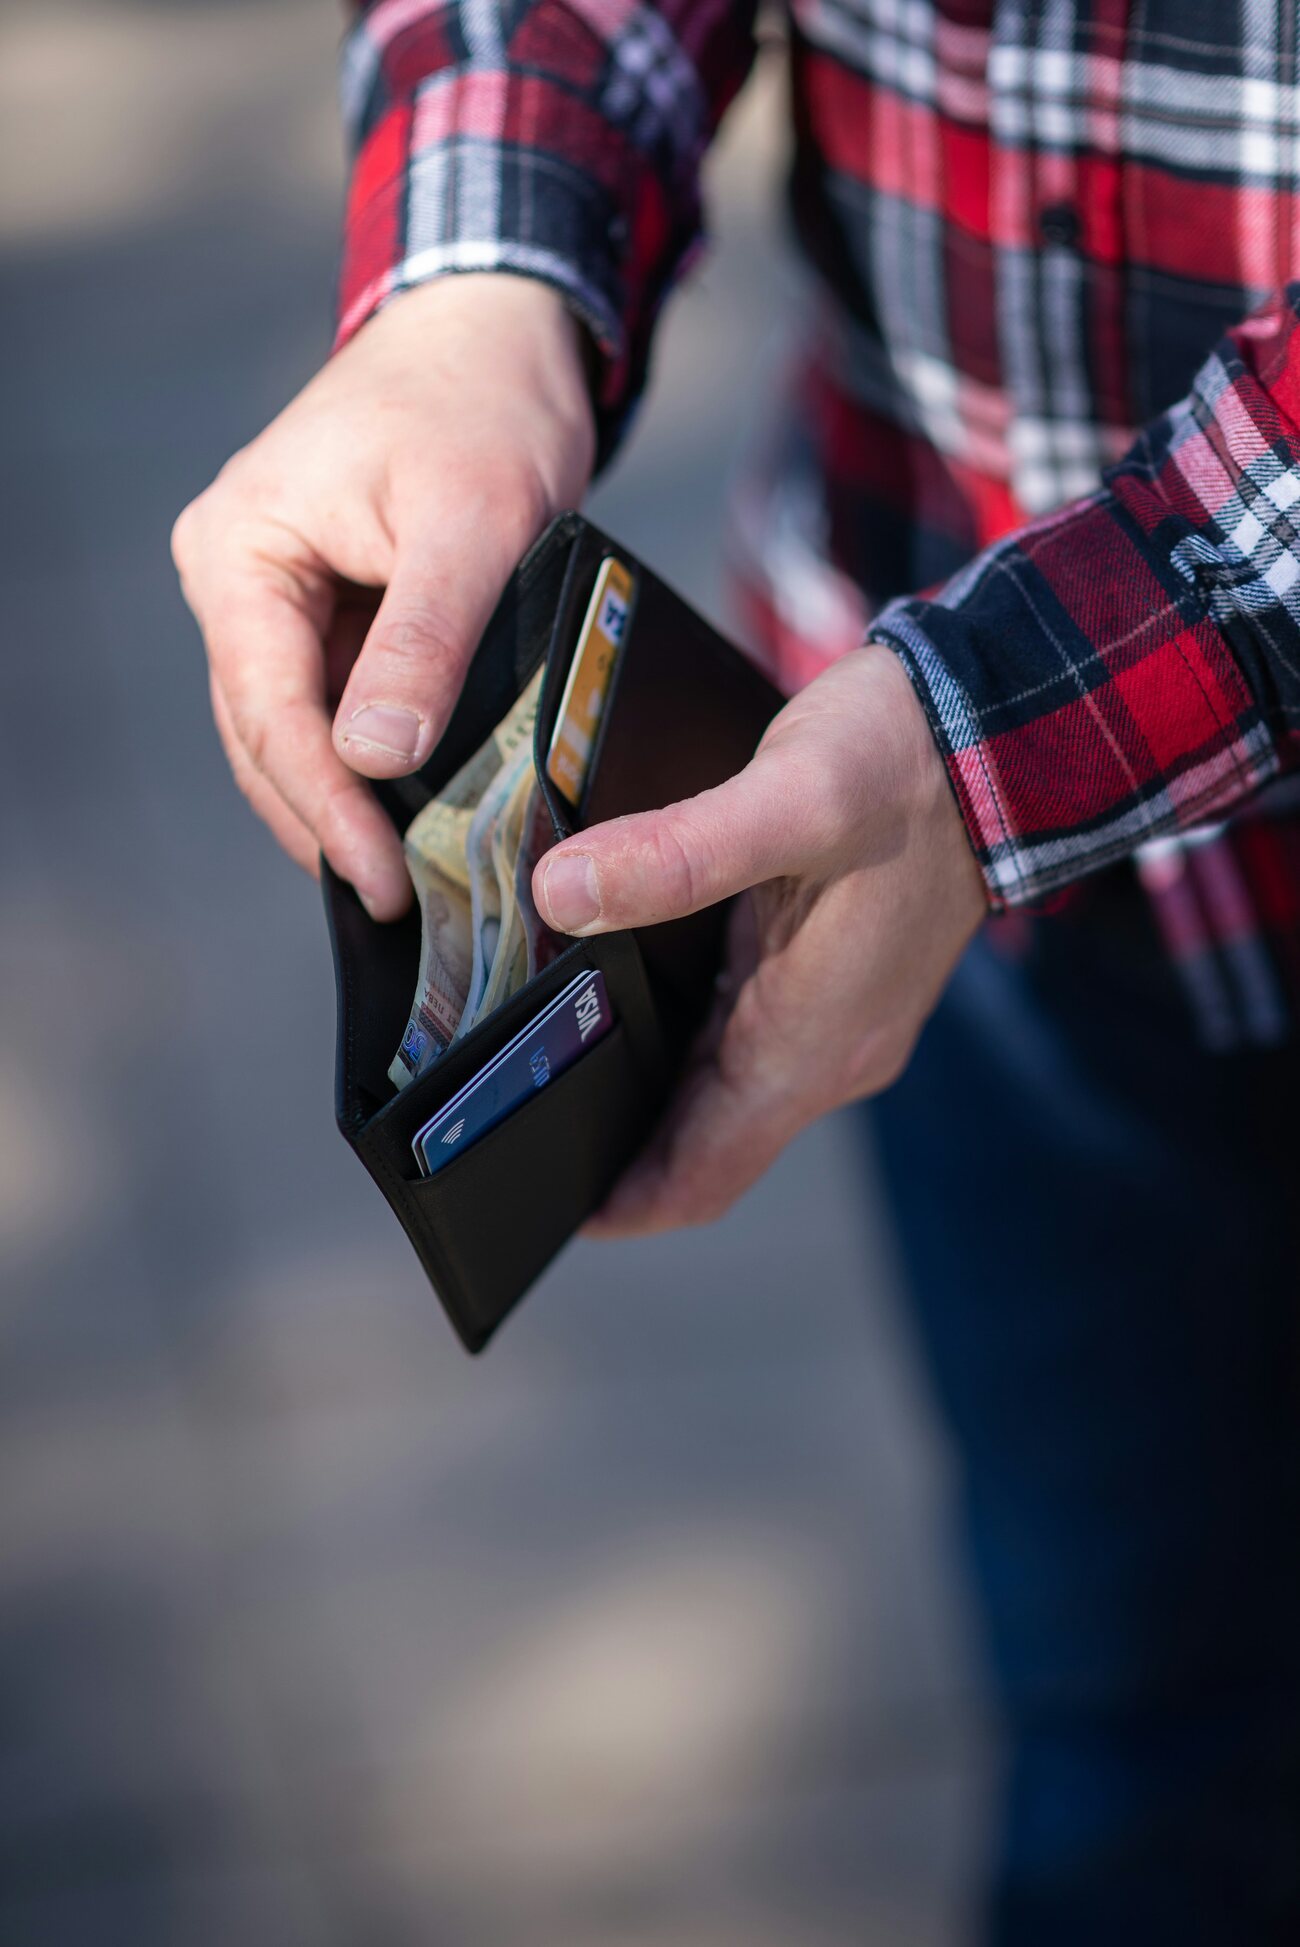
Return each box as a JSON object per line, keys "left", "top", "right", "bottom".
{"left": 531, "top": 646, "right": 988, "bottom": 1234}
{"left": 172, "top": 275, "right": 595, "bottom": 918}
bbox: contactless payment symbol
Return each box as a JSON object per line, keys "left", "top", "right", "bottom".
{"left": 441, "top": 1118, "right": 467, "bottom": 1147}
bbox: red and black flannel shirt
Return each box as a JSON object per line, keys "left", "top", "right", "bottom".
{"left": 338, "top": 0, "right": 1300, "bottom": 1051}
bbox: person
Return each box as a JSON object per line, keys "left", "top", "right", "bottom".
{"left": 172, "top": 3, "right": 1300, "bottom": 1938}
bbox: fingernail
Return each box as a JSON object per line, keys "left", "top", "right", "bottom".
{"left": 342, "top": 704, "right": 422, "bottom": 761}
{"left": 543, "top": 852, "right": 600, "bottom": 932}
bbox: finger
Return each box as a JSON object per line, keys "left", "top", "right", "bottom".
{"left": 532, "top": 749, "right": 825, "bottom": 937}
{"left": 333, "top": 479, "right": 547, "bottom": 778}
{"left": 201, "top": 573, "right": 411, "bottom": 918}
{"left": 210, "top": 677, "right": 319, "bottom": 878}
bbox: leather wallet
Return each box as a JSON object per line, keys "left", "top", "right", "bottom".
{"left": 322, "top": 512, "right": 782, "bottom": 1352}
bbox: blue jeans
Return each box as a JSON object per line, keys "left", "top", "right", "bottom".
{"left": 869, "top": 877, "right": 1300, "bottom": 1944}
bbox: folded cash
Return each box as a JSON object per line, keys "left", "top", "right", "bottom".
{"left": 456, "top": 729, "right": 532, "bottom": 1040}
{"left": 458, "top": 758, "right": 505, "bottom": 1042}
{"left": 389, "top": 670, "right": 561, "bottom": 1090}
{"left": 516, "top": 786, "right": 564, "bottom": 986}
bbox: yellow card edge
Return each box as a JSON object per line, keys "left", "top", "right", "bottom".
{"left": 545, "top": 555, "right": 633, "bottom": 804}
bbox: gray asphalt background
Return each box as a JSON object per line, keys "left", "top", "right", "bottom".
{"left": 0, "top": 6, "right": 994, "bottom": 1941}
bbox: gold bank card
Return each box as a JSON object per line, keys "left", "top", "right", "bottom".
{"left": 545, "top": 555, "right": 636, "bottom": 807}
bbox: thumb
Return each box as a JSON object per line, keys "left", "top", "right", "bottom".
{"left": 534, "top": 754, "right": 817, "bottom": 936}
{"left": 332, "top": 525, "right": 519, "bottom": 778}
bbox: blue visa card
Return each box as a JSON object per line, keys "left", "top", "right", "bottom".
{"left": 411, "top": 969, "right": 614, "bottom": 1177}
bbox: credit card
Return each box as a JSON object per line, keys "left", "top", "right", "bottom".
{"left": 545, "top": 556, "right": 636, "bottom": 806}
{"left": 411, "top": 968, "right": 615, "bottom": 1177}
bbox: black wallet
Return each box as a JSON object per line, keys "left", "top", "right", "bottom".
{"left": 322, "top": 513, "right": 782, "bottom": 1352}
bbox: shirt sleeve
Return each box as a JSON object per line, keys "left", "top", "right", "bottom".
{"left": 336, "top": 0, "right": 759, "bottom": 464}
{"left": 871, "top": 287, "right": 1300, "bottom": 910}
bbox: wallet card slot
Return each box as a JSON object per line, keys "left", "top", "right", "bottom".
{"left": 369, "top": 925, "right": 667, "bottom": 1171}
{"left": 407, "top": 1020, "right": 631, "bottom": 1199}
{"left": 391, "top": 1021, "right": 650, "bottom": 1352}
{"left": 370, "top": 940, "right": 596, "bottom": 1164}
{"left": 533, "top": 518, "right": 613, "bottom": 842}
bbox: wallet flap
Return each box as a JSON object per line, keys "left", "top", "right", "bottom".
{"left": 323, "top": 864, "right": 421, "bottom": 1131}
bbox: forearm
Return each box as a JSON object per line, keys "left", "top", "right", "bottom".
{"left": 338, "top": 0, "right": 761, "bottom": 462}
{"left": 872, "top": 286, "right": 1300, "bottom": 907}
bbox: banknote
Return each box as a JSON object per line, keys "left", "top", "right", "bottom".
{"left": 456, "top": 736, "right": 531, "bottom": 1041}
{"left": 475, "top": 747, "right": 538, "bottom": 1021}
{"left": 458, "top": 780, "right": 503, "bottom": 1040}
{"left": 516, "top": 783, "right": 563, "bottom": 983}
{"left": 389, "top": 881, "right": 473, "bottom": 1087}
{"left": 406, "top": 666, "right": 542, "bottom": 893}
{"left": 456, "top": 757, "right": 562, "bottom": 1038}
{"left": 389, "top": 670, "right": 543, "bottom": 1089}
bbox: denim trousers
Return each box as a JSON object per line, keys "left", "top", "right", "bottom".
{"left": 869, "top": 875, "right": 1300, "bottom": 1945}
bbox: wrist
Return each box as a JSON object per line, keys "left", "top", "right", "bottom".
{"left": 345, "top": 273, "right": 596, "bottom": 488}
{"left": 865, "top": 644, "right": 990, "bottom": 925}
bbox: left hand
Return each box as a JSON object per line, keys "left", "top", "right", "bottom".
{"left": 531, "top": 645, "right": 988, "bottom": 1235}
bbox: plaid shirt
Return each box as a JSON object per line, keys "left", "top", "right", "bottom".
{"left": 338, "top": 0, "right": 1300, "bottom": 1050}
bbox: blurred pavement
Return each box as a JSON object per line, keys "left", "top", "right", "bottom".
{"left": 0, "top": 5, "right": 993, "bottom": 1943}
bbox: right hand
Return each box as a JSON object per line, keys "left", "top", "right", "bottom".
{"left": 172, "top": 274, "right": 596, "bottom": 918}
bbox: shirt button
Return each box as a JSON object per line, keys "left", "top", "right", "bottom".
{"left": 1039, "top": 202, "right": 1081, "bottom": 247}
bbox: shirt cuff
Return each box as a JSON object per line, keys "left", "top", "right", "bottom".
{"left": 871, "top": 491, "right": 1279, "bottom": 910}
{"left": 334, "top": 72, "right": 700, "bottom": 470}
